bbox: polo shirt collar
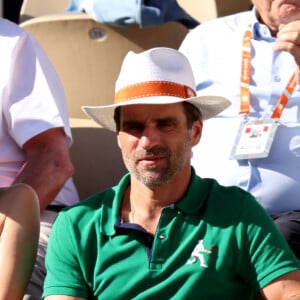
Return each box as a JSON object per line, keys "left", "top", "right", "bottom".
{"left": 100, "top": 168, "right": 210, "bottom": 235}
{"left": 175, "top": 167, "right": 210, "bottom": 214}
{"left": 100, "top": 173, "right": 131, "bottom": 236}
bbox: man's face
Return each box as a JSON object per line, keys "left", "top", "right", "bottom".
{"left": 253, "top": 0, "right": 300, "bottom": 31}
{"left": 117, "top": 103, "right": 202, "bottom": 188}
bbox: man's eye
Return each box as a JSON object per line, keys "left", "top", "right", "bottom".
{"left": 158, "top": 121, "right": 176, "bottom": 129}
{"left": 122, "top": 122, "right": 144, "bottom": 131}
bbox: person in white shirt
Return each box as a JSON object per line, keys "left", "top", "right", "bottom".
{"left": 179, "top": 0, "right": 300, "bottom": 258}
{"left": 0, "top": 18, "right": 79, "bottom": 299}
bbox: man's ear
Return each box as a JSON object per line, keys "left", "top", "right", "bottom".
{"left": 191, "top": 119, "right": 202, "bottom": 146}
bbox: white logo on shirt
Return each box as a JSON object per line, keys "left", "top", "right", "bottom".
{"left": 186, "top": 240, "right": 217, "bottom": 268}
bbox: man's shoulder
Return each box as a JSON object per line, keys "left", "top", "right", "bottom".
{"left": 193, "top": 176, "right": 267, "bottom": 227}
{"left": 192, "top": 10, "right": 253, "bottom": 34}
{"left": 0, "top": 18, "right": 35, "bottom": 61}
{"left": 57, "top": 175, "right": 129, "bottom": 224}
{"left": 194, "top": 175, "right": 256, "bottom": 208}
{"left": 62, "top": 187, "right": 116, "bottom": 214}
{"left": 195, "top": 174, "right": 250, "bottom": 195}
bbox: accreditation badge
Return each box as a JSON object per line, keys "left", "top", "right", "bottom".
{"left": 230, "top": 118, "right": 280, "bottom": 160}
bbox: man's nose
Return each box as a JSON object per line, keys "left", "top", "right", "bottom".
{"left": 139, "top": 127, "right": 160, "bottom": 149}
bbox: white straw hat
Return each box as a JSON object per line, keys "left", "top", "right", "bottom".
{"left": 82, "top": 47, "right": 231, "bottom": 131}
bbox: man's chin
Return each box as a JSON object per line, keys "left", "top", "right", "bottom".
{"left": 136, "top": 173, "right": 166, "bottom": 188}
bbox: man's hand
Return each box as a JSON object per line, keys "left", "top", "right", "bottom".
{"left": 275, "top": 21, "right": 300, "bottom": 84}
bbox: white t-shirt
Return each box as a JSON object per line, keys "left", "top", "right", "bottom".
{"left": 0, "top": 18, "right": 79, "bottom": 206}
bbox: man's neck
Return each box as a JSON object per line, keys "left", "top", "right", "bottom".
{"left": 255, "top": 9, "right": 279, "bottom": 36}
{"left": 121, "top": 168, "right": 192, "bottom": 234}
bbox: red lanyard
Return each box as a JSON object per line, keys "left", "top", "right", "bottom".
{"left": 240, "top": 24, "right": 297, "bottom": 118}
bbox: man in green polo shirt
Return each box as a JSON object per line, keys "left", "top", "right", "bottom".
{"left": 43, "top": 47, "right": 300, "bottom": 300}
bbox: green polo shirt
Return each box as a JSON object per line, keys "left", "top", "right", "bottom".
{"left": 43, "top": 168, "right": 300, "bottom": 299}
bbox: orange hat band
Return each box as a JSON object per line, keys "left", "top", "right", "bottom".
{"left": 114, "top": 81, "right": 197, "bottom": 104}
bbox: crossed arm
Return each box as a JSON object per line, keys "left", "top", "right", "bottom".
{"left": 13, "top": 127, "right": 74, "bottom": 211}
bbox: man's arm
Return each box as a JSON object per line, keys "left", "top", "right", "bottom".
{"left": 260, "top": 270, "right": 300, "bottom": 299}
{"left": 13, "top": 127, "right": 74, "bottom": 211}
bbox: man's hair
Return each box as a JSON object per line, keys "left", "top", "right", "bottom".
{"left": 113, "top": 102, "right": 202, "bottom": 131}
{"left": 182, "top": 102, "right": 202, "bottom": 129}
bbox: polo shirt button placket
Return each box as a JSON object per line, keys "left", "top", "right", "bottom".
{"left": 149, "top": 231, "right": 168, "bottom": 271}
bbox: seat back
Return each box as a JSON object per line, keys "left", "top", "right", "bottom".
{"left": 69, "top": 118, "right": 127, "bottom": 200}
{"left": 178, "top": 0, "right": 252, "bottom": 22}
{"left": 215, "top": 0, "right": 252, "bottom": 17}
{"left": 19, "top": 0, "right": 69, "bottom": 22}
{"left": 21, "top": 13, "right": 189, "bottom": 118}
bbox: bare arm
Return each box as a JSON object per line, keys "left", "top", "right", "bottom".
{"left": 13, "top": 127, "right": 74, "bottom": 211}
{"left": 0, "top": 184, "right": 40, "bottom": 300}
{"left": 260, "top": 270, "right": 300, "bottom": 299}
